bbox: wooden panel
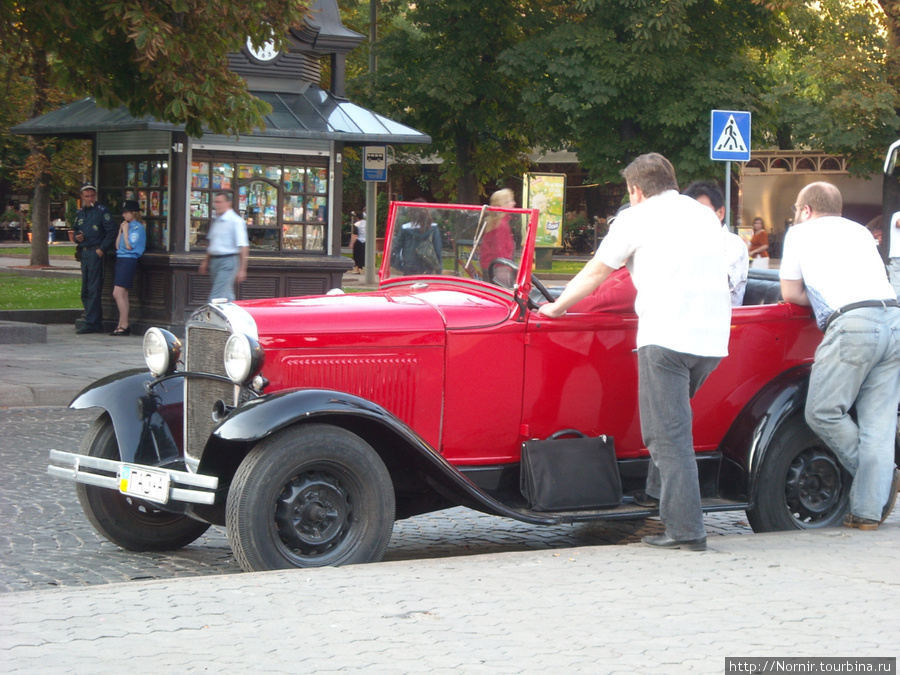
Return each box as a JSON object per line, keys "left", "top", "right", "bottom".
{"left": 286, "top": 276, "right": 327, "bottom": 296}
{"left": 240, "top": 276, "right": 279, "bottom": 299}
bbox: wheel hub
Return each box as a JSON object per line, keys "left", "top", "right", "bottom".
{"left": 784, "top": 448, "right": 843, "bottom": 523}
{"left": 274, "top": 471, "right": 352, "bottom": 556}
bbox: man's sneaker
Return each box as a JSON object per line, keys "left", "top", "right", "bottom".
{"left": 880, "top": 467, "right": 900, "bottom": 525}
{"left": 844, "top": 514, "right": 879, "bottom": 531}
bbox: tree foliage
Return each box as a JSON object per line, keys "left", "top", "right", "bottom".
{"left": 370, "top": 0, "right": 555, "bottom": 202}
{"left": 504, "top": 0, "right": 781, "bottom": 183}
{"left": 2, "top": 0, "right": 313, "bottom": 137}
{"left": 756, "top": 0, "right": 899, "bottom": 173}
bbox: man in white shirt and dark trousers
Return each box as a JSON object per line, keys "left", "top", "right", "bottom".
{"left": 199, "top": 192, "right": 249, "bottom": 302}
{"left": 539, "top": 153, "right": 732, "bottom": 551}
{"left": 780, "top": 182, "right": 900, "bottom": 530}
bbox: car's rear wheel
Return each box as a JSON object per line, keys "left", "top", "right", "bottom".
{"left": 76, "top": 413, "right": 211, "bottom": 550}
{"left": 747, "top": 417, "right": 850, "bottom": 532}
{"left": 226, "top": 424, "right": 395, "bottom": 572}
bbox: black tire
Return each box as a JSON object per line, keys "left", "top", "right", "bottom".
{"left": 746, "top": 418, "right": 850, "bottom": 532}
{"left": 75, "top": 413, "right": 211, "bottom": 551}
{"left": 226, "top": 424, "right": 395, "bottom": 572}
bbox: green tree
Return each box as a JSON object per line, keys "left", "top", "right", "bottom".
{"left": 0, "top": 22, "right": 90, "bottom": 264}
{"left": 370, "top": 0, "right": 554, "bottom": 202}
{"left": 505, "top": 0, "right": 780, "bottom": 183}
{"left": 757, "top": 0, "right": 899, "bottom": 173}
{"left": 1, "top": 0, "right": 311, "bottom": 264}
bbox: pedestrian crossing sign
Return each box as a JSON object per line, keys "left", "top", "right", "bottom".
{"left": 710, "top": 110, "right": 751, "bottom": 161}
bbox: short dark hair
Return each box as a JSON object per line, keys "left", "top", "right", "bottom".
{"left": 620, "top": 153, "right": 678, "bottom": 198}
{"left": 214, "top": 192, "right": 232, "bottom": 202}
{"left": 682, "top": 180, "right": 725, "bottom": 211}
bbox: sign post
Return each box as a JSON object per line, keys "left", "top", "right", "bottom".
{"left": 710, "top": 110, "right": 751, "bottom": 230}
{"left": 362, "top": 146, "right": 387, "bottom": 284}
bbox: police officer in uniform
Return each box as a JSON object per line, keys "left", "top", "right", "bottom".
{"left": 73, "top": 183, "right": 116, "bottom": 334}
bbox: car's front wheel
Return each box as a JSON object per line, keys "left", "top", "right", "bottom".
{"left": 76, "top": 413, "right": 211, "bottom": 550}
{"left": 226, "top": 424, "right": 395, "bottom": 572}
{"left": 746, "top": 417, "right": 850, "bottom": 532}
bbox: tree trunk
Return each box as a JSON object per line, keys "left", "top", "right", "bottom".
{"left": 454, "top": 129, "right": 480, "bottom": 205}
{"left": 28, "top": 48, "right": 50, "bottom": 267}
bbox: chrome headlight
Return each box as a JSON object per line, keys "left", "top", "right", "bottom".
{"left": 223, "top": 333, "right": 264, "bottom": 385}
{"left": 143, "top": 328, "right": 181, "bottom": 377}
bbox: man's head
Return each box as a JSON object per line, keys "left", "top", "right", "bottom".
{"left": 621, "top": 153, "right": 678, "bottom": 204}
{"left": 794, "top": 182, "right": 842, "bottom": 223}
{"left": 80, "top": 183, "right": 97, "bottom": 207}
{"left": 683, "top": 180, "right": 726, "bottom": 223}
{"left": 213, "top": 192, "right": 232, "bottom": 215}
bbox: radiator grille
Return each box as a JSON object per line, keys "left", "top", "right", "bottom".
{"left": 185, "top": 325, "right": 234, "bottom": 463}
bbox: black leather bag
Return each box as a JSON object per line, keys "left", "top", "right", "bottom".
{"left": 520, "top": 429, "right": 622, "bottom": 512}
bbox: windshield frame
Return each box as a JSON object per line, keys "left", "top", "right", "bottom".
{"left": 380, "top": 201, "right": 540, "bottom": 302}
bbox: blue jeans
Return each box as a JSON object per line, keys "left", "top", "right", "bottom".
{"left": 638, "top": 345, "right": 722, "bottom": 540}
{"left": 805, "top": 306, "right": 900, "bottom": 521}
{"left": 209, "top": 255, "right": 239, "bottom": 302}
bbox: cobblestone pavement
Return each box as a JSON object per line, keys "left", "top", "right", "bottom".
{"left": 0, "top": 407, "right": 758, "bottom": 593}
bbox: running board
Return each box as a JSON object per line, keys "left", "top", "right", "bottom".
{"left": 509, "top": 496, "right": 749, "bottom": 525}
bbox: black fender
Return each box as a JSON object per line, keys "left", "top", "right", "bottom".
{"left": 203, "top": 388, "right": 558, "bottom": 525}
{"left": 717, "top": 365, "right": 813, "bottom": 504}
{"left": 70, "top": 368, "right": 183, "bottom": 467}
{"left": 718, "top": 364, "right": 900, "bottom": 506}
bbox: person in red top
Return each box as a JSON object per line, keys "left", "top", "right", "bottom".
{"left": 481, "top": 189, "right": 517, "bottom": 284}
{"left": 569, "top": 205, "right": 637, "bottom": 313}
{"left": 748, "top": 217, "right": 769, "bottom": 269}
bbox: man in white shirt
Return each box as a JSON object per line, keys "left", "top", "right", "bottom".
{"left": 199, "top": 192, "right": 249, "bottom": 302}
{"left": 683, "top": 180, "right": 749, "bottom": 306}
{"left": 780, "top": 182, "right": 900, "bottom": 529}
{"left": 889, "top": 210, "right": 900, "bottom": 298}
{"left": 539, "top": 153, "right": 731, "bottom": 551}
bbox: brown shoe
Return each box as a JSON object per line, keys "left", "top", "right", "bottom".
{"left": 880, "top": 467, "right": 900, "bottom": 525}
{"left": 844, "top": 513, "right": 879, "bottom": 531}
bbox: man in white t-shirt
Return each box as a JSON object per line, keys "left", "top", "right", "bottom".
{"left": 780, "top": 181, "right": 900, "bottom": 530}
{"left": 199, "top": 192, "right": 250, "bottom": 302}
{"left": 683, "top": 180, "right": 748, "bottom": 306}
{"left": 539, "top": 153, "right": 731, "bottom": 551}
{"left": 889, "top": 210, "right": 900, "bottom": 298}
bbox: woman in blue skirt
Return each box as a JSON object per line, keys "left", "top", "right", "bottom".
{"left": 110, "top": 200, "right": 146, "bottom": 336}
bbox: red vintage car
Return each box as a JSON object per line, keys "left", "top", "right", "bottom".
{"left": 49, "top": 200, "right": 888, "bottom": 573}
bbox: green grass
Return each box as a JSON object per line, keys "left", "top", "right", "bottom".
{"left": 1, "top": 245, "right": 78, "bottom": 258}
{"left": 0, "top": 272, "right": 81, "bottom": 310}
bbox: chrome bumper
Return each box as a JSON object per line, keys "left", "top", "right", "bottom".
{"left": 47, "top": 450, "right": 219, "bottom": 505}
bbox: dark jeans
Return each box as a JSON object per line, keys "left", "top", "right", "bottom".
{"left": 80, "top": 249, "right": 105, "bottom": 329}
{"left": 638, "top": 345, "right": 721, "bottom": 540}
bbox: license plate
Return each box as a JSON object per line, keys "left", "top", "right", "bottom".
{"left": 118, "top": 465, "right": 171, "bottom": 504}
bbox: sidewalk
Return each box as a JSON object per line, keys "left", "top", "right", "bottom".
{"left": 2, "top": 526, "right": 898, "bottom": 672}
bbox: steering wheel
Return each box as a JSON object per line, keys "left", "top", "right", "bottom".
{"left": 487, "top": 258, "right": 555, "bottom": 308}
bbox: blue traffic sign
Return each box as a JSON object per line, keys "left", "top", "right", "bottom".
{"left": 363, "top": 145, "right": 387, "bottom": 182}
{"left": 710, "top": 110, "right": 751, "bottom": 162}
